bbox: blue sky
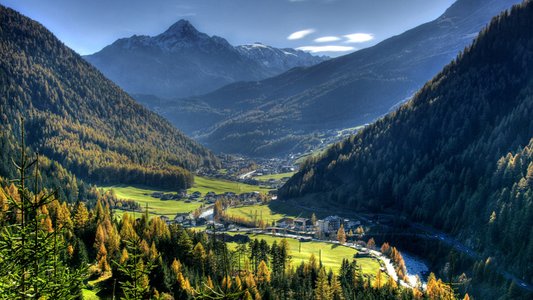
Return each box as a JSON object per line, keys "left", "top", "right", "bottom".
{"left": 1, "top": 0, "right": 456, "bottom": 57}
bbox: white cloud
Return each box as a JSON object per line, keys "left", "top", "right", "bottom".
{"left": 296, "top": 45, "right": 355, "bottom": 53}
{"left": 287, "top": 29, "right": 315, "bottom": 40}
{"left": 314, "top": 36, "right": 341, "bottom": 43}
{"left": 344, "top": 33, "right": 374, "bottom": 43}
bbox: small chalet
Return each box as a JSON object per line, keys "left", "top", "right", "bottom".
{"left": 294, "top": 218, "right": 312, "bottom": 231}
{"left": 276, "top": 217, "right": 294, "bottom": 228}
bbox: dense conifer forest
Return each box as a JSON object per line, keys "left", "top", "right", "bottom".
{"left": 281, "top": 2, "right": 533, "bottom": 298}
{"left": 0, "top": 139, "right": 459, "bottom": 299}
{"left": 0, "top": 6, "right": 219, "bottom": 192}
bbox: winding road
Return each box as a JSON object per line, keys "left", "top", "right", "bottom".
{"left": 279, "top": 200, "right": 533, "bottom": 292}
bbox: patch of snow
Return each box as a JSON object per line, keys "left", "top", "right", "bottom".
{"left": 282, "top": 51, "right": 297, "bottom": 56}
{"left": 252, "top": 43, "right": 268, "bottom": 48}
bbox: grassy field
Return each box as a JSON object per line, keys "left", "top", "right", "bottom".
{"left": 227, "top": 233, "right": 382, "bottom": 276}
{"left": 102, "top": 176, "right": 269, "bottom": 218}
{"left": 102, "top": 185, "right": 203, "bottom": 218}
{"left": 189, "top": 176, "right": 270, "bottom": 194}
{"left": 225, "top": 204, "right": 292, "bottom": 224}
{"left": 254, "top": 172, "right": 295, "bottom": 182}
{"left": 225, "top": 201, "right": 323, "bottom": 225}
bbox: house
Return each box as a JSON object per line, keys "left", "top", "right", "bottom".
{"left": 268, "top": 190, "right": 278, "bottom": 196}
{"left": 355, "top": 249, "right": 371, "bottom": 258}
{"left": 344, "top": 219, "right": 361, "bottom": 229}
{"left": 151, "top": 192, "right": 163, "bottom": 198}
{"left": 299, "top": 236, "right": 312, "bottom": 242}
{"left": 207, "top": 221, "right": 225, "bottom": 231}
{"left": 206, "top": 191, "right": 216, "bottom": 197}
{"left": 191, "top": 191, "right": 202, "bottom": 198}
{"left": 281, "top": 166, "right": 295, "bottom": 172}
{"left": 294, "top": 218, "right": 312, "bottom": 231}
{"left": 317, "top": 219, "right": 329, "bottom": 233}
{"left": 178, "top": 190, "right": 188, "bottom": 198}
{"left": 161, "top": 193, "right": 174, "bottom": 200}
{"left": 323, "top": 215, "right": 342, "bottom": 232}
{"left": 174, "top": 213, "right": 190, "bottom": 223}
{"left": 276, "top": 217, "right": 294, "bottom": 228}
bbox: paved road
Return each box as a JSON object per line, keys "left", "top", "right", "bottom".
{"left": 238, "top": 170, "right": 256, "bottom": 180}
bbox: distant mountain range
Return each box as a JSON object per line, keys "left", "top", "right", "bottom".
{"left": 280, "top": 2, "right": 533, "bottom": 298}
{"left": 145, "top": 0, "right": 521, "bottom": 157}
{"left": 84, "top": 20, "right": 327, "bottom": 98}
{"left": 0, "top": 6, "right": 218, "bottom": 191}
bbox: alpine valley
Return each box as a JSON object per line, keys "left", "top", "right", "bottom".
{"left": 0, "top": 1, "right": 532, "bottom": 300}
{"left": 130, "top": 0, "right": 523, "bottom": 157}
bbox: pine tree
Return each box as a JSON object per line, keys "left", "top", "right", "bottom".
{"left": 114, "top": 236, "right": 156, "bottom": 299}
{"left": 0, "top": 120, "right": 85, "bottom": 298}
{"left": 257, "top": 260, "right": 271, "bottom": 283}
{"left": 426, "top": 272, "right": 455, "bottom": 300}
{"left": 337, "top": 224, "right": 346, "bottom": 244}
{"left": 330, "top": 275, "right": 344, "bottom": 300}
{"left": 314, "top": 268, "right": 331, "bottom": 300}
{"left": 374, "top": 268, "right": 383, "bottom": 288}
{"left": 72, "top": 201, "right": 89, "bottom": 229}
{"left": 367, "top": 238, "right": 376, "bottom": 249}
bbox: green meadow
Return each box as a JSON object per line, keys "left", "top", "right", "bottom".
{"left": 227, "top": 233, "right": 382, "bottom": 276}
{"left": 254, "top": 172, "right": 295, "bottom": 182}
{"left": 102, "top": 176, "right": 269, "bottom": 218}
{"left": 225, "top": 204, "right": 292, "bottom": 224}
{"left": 189, "top": 176, "right": 269, "bottom": 194}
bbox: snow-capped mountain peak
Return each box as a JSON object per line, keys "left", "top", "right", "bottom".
{"left": 84, "top": 20, "right": 328, "bottom": 98}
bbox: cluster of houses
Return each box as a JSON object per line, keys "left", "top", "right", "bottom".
{"left": 151, "top": 190, "right": 265, "bottom": 205}
{"left": 198, "top": 154, "right": 297, "bottom": 187}
{"left": 275, "top": 215, "right": 362, "bottom": 235}
{"left": 159, "top": 212, "right": 208, "bottom": 228}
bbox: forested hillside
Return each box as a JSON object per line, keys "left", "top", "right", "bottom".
{"left": 281, "top": 1, "right": 533, "bottom": 297}
{"left": 0, "top": 6, "right": 219, "bottom": 190}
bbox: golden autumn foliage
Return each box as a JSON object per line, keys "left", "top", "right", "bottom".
{"left": 426, "top": 273, "right": 455, "bottom": 300}
{"left": 257, "top": 260, "right": 271, "bottom": 283}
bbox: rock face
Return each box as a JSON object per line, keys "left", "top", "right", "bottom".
{"left": 84, "top": 20, "right": 327, "bottom": 98}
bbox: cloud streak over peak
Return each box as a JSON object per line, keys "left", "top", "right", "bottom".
{"left": 344, "top": 33, "right": 374, "bottom": 43}
{"left": 314, "top": 36, "right": 341, "bottom": 43}
{"left": 297, "top": 45, "right": 355, "bottom": 53}
{"left": 287, "top": 29, "right": 315, "bottom": 40}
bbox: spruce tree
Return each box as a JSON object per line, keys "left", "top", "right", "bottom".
{"left": 0, "top": 119, "right": 85, "bottom": 299}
